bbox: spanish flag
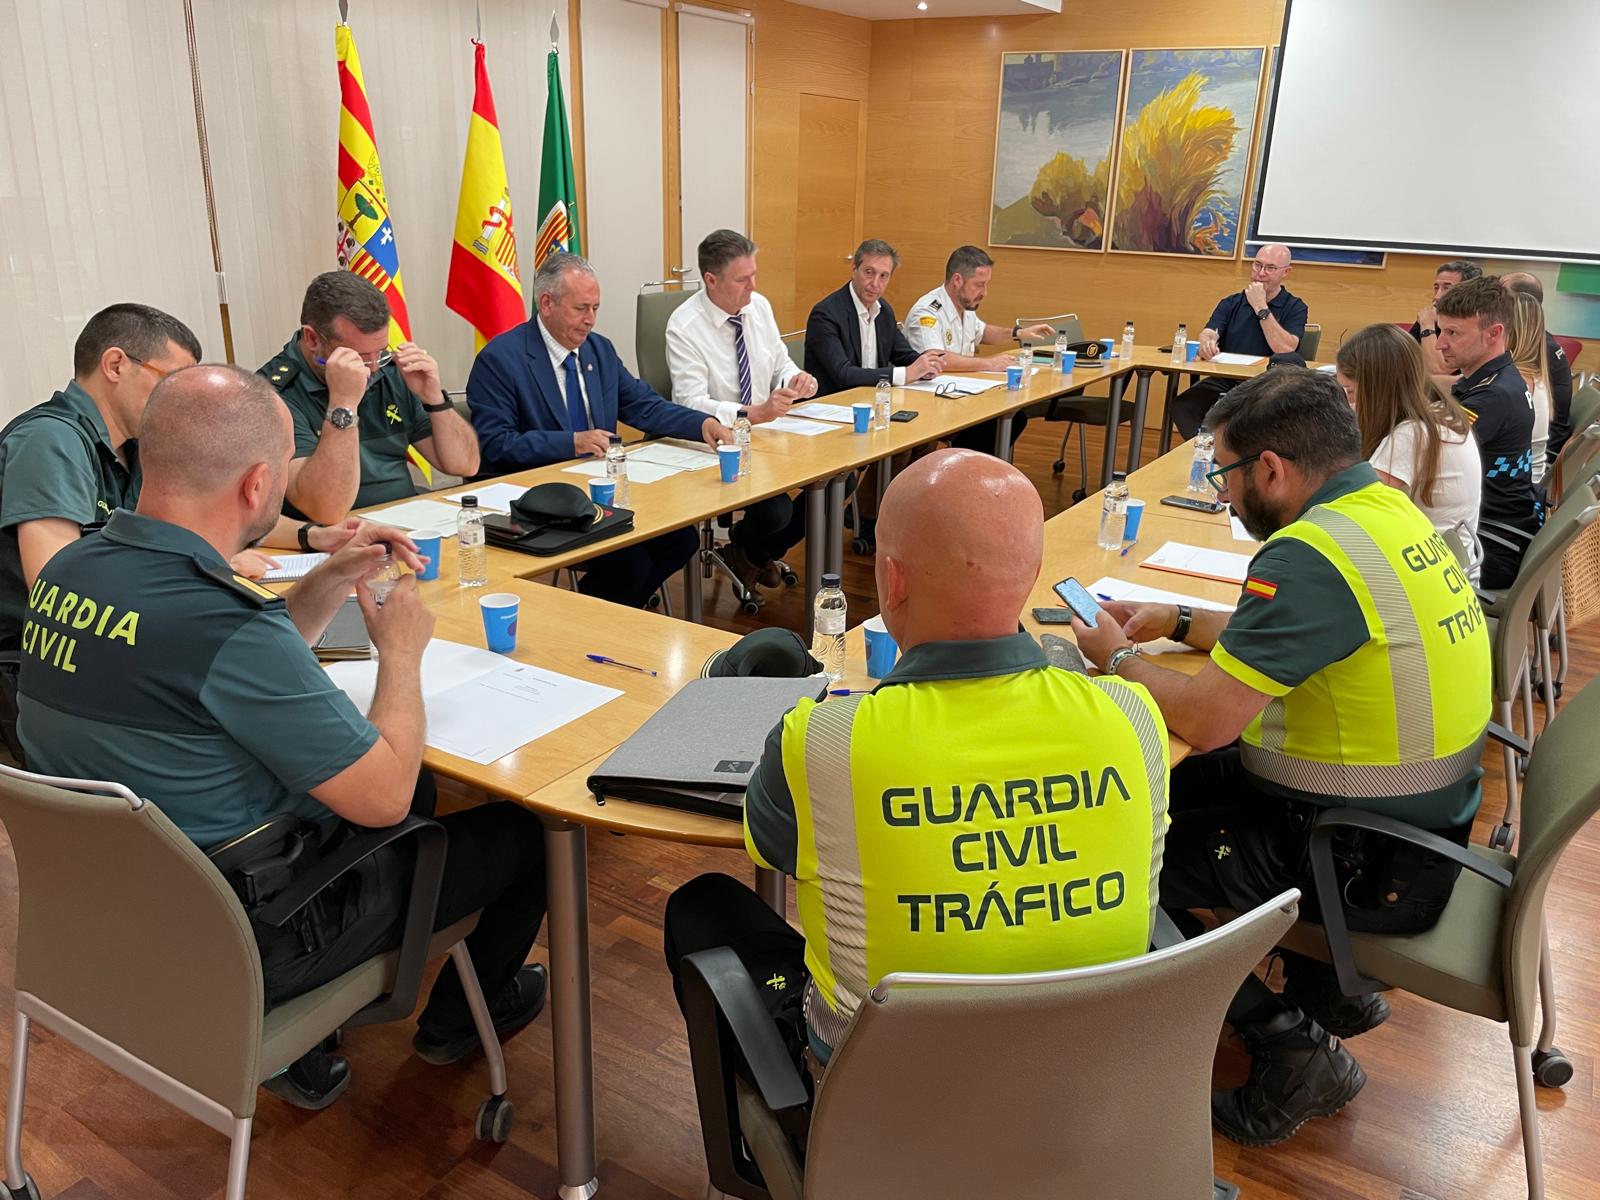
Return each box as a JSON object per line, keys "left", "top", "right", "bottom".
{"left": 446, "top": 41, "right": 526, "bottom": 351}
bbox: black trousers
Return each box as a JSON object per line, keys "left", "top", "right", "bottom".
{"left": 256, "top": 775, "right": 548, "bottom": 1037}
{"left": 577, "top": 526, "right": 698, "bottom": 608}
{"left": 951, "top": 411, "right": 1028, "bottom": 456}
{"left": 1160, "top": 749, "right": 1460, "bottom": 1029}
{"left": 732, "top": 494, "right": 808, "bottom": 567}
{"left": 1170, "top": 378, "right": 1236, "bottom": 440}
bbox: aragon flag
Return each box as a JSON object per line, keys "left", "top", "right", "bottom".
{"left": 446, "top": 40, "right": 526, "bottom": 351}
{"left": 534, "top": 46, "right": 581, "bottom": 266}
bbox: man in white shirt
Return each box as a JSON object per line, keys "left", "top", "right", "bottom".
{"left": 902, "top": 245, "right": 1056, "bottom": 454}
{"left": 667, "top": 229, "right": 818, "bottom": 591}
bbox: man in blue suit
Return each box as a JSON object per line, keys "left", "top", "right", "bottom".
{"left": 467, "top": 253, "right": 730, "bottom": 607}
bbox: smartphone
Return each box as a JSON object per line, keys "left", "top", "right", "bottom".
{"left": 1161, "top": 493, "right": 1226, "bottom": 514}
{"left": 1031, "top": 606, "right": 1076, "bottom": 625}
{"left": 1052, "top": 577, "right": 1103, "bottom": 624}
{"left": 890, "top": 409, "right": 920, "bottom": 422}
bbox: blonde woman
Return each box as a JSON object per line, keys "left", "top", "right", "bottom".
{"left": 1336, "top": 323, "right": 1483, "bottom": 580}
{"left": 1507, "top": 291, "right": 1551, "bottom": 485}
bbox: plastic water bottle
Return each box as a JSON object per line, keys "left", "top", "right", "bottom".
{"left": 873, "top": 375, "right": 892, "bottom": 431}
{"left": 811, "top": 572, "right": 847, "bottom": 683}
{"left": 457, "top": 496, "right": 487, "bottom": 588}
{"left": 733, "top": 413, "right": 752, "bottom": 478}
{"left": 1172, "top": 322, "right": 1188, "bottom": 366}
{"left": 605, "top": 435, "right": 630, "bottom": 506}
{"left": 1188, "top": 431, "right": 1215, "bottom": 493}
{"left": 1055, "top": 330, "right": 1072, "bottom": 372}
{"left": 1121, "top": 320, "right": 1136, "bottom": 362}
{"left": 367, "top": 544, "right": 402, "bottom": 606}
{"left": 1098, "top": 471, "right": 1129, "bottom": 550}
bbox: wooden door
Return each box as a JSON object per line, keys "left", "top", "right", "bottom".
{"left": 792, "top": 94, "right": 861, "bottom": 334}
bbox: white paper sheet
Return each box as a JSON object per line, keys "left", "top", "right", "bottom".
{"left": 326, "top": 639, "right": 622, "bottom": 765}
{"left": 443, "top": 482, "right": 529, "bottom": 513}
{"left": 1139, "top": 542, "right": 1255, "bottom": 585}
{"left": 561, "top": 459, "right": 684, "bottom": 484}
{"left": 1209, "top": 352, "right": 1264, "bottom": 366}
{"left": 360, "top": 499, "right": 463, "bottom": 533}
{"left": 762, "top": 416, "right": 838, "bottom": 436}
{"left": 900, "top": 374, "right": 1006, "bottom": 396}
{"left": 629, "top": 441, "right": 719, "bottom": 471}
{"left": 1083, "top": 576, "right": 1236, "bottom": 613}
{"left": 260, "top": 552, "right": 327, "bottom": 582}
{"left": 1230, "top": 515, "right": 1256, "bottom": 542}
{"left": 789, "top": 402, "right": 859, "bottom": 424}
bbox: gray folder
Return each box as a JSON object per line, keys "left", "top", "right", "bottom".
{"left": 313, "top": 596, "right": 372, "bottom": 660}
{"left": 587, "top": 675, "right": 827, "bottom": 817}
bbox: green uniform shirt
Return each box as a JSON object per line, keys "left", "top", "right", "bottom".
{"left": 16, "top": 510, "right": 378, "bottom": 847}
{"left": 0, "top": 381, "right": 139, "bottom": 649}
{"left": 259, "top": 334, "right": 432, "bottom": 519}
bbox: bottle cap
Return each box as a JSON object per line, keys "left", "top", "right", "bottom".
{"left": 609, "top": 434, "right": 623, "bottom": 445}
{"left": 1112, "top": 471, "right": 1128, "bottom": 481}
{"left": 822, "top": 572, "right": 841, "bottom": 588}
{"left": 461, "top": 495, "right": 478, "bottom": 507}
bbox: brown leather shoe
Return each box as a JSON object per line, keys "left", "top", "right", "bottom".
{"left": 758, "top": 559, "right": 784, "bottom": 589}
{"left": 721, "top": 543, "right": 763, "bottom": 594}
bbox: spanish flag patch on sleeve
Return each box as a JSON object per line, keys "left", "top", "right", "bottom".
{"left": 1244, "top": 576, "right": 1278, "bottom": 600}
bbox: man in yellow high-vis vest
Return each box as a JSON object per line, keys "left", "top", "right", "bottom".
{"left": 665, "top": 449, "right": 1170, "bottom": 1070}
{"left": 1075, "top": 367, "right": 1491, "bottom": 1148}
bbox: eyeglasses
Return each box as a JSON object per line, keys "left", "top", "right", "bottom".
{"left": 1250, "top": 261, "right": 1286, "bottom": 273}
{"left": 313, "top": 347, "right": 395, "bottom": 370}
{"left": 125, "top": 354, "right": 179, "bottom": 381}
{"left": 1205, "top": 449, "right": 1295, "bottom": 493}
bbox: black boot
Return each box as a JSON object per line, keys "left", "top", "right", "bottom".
{"left": 262, "top": 1045, "right": 351, "bottom": 1111}
{"left": 1282, "top": 970, "right": 1390, "bottom": 1038}
{"left": 1212, "top": 1010, "right": 1366, "bottom": 1146}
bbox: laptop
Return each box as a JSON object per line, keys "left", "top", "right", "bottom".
{"left": 586, "top": 676, "right": 827, "bottom": 817}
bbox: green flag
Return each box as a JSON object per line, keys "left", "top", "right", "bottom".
{"left": 534, "top": 49, "right": 581, "bottom": 265}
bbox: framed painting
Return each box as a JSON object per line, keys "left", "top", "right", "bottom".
{"left": 1243, "top": 48, "right": 1386, "bottom": 268}
{"left": 1109, "top": 48, "right": 1265, "bottom": 258}
{"left": 988, "top": 50, "right": 1126, "bottom": 252}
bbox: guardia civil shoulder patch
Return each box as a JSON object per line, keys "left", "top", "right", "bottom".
{"left": 1243, "top": 576, "right": 1278, "bottom": 600}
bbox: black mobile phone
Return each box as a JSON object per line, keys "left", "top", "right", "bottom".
{"left": 890, "top": 409, "right": 920, "bottom": 422}
{"left": 1031, "top": 606, "right": 1076, "bottom": 625}
{"left": 1160, "top": 493, "right": 1226, "bottom": 514}
{"left": 1052, "top": 577, "right": 1103, "bottom": 624}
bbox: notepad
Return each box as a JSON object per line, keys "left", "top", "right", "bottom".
{"left": 1139, "top": 542, "right": 1254, "bottom": 585}
{"left": 1209, "top": 352, "right": 1264, "bottom": 366}
{"left": 260, "top": 552, "right": 327, "bottom": 582}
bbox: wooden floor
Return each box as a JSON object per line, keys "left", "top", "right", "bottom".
{"left": 3, "top": 419, "right": 1597, "bottom": 1199}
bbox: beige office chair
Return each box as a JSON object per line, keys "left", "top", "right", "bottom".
{"left": 780, "top": 330, "right": 805, "bottom": 373}
{"left": 1300, "top": 322, "right": 1323, "bottom": 361}
{"left": 1275, "top": 672, "right": 1600, "bottom": 1200}
{"left": 1567, "top": 382, "right": 1600, "bottom": 435}
{"left": 0, "top": 766, "right": 512, "bottom": 1200}
{"left": 636, "top": 281, "right": 703, "bottom": 400}
{"left": 1479, "top": 473, "right": 1600, "bottom": 848}
{"left": 682, "top": 892, "right": 1298, "bottom": 1200}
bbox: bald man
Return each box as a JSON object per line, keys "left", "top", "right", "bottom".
{"left": 17, "top": 365, "right": 550, "bottom": 1112}
{"left": 1502, "top": 271, "right": 1575, "bottom": 461}
{"left": 1172, "top": 244, "right": 1309, "bottom": 439}
{"left": 663, "top": 448, "right": 1171, "bottom": 1066}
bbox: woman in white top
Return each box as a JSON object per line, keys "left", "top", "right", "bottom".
{"left": 1336, "top": 323, "right": 1484, "bottom": 582}
{"left": 1507, "top": 291, "right": 1551, "bottom": 486}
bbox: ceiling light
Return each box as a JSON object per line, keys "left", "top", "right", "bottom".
{"left": 916, "top": 2, "right": 928, "bottom": 8}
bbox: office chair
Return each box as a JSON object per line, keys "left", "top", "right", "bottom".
{"left": 1029, "top": 313, "right": 1131, "bottom": 497}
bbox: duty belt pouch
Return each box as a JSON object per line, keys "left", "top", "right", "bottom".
{"left": 207, "top": 818, "right": 342, "bottom": 955}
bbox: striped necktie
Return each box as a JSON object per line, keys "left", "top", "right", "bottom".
{"left": 728, "top": 313, "right": 754, "bottom": 408}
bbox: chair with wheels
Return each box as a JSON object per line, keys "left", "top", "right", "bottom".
{"left": 1276, "top": 674, "right": 1600, "bottom": 1200}
{"left": 0, "top": 765, "right": 515, "bottom": 1200}
{"left": 1029, "top": 314, "right": 1132, "bottom": 497}
{"left": 679, "top": 891, "right": 1299, "bottom": 1200}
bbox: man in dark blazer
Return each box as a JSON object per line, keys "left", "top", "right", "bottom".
{"left": 804, "top": 239, "right": 945, "bottom": 397}
{"left": 467, "top": 252, "right": 730, "bottom": 608}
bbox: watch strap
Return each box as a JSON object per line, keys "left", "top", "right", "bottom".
{"left": 1172, "top": 604, "right": 1193, "bottom": 644}
{"left": 1255, "top": 306, "right": 1272, "bottom": 322}
{"left": 422, "top": 398, "right": 453, "bottom": 412}
{"left": 1419, "top": 328, "right": 1436, "bottom": 339}
{"left": 297, "top": 522, "right": 319, "bottom": 553}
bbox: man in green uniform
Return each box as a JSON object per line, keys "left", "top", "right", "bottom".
{"left": 16, "top": 365, "right": 547, "bottom": 1111}
{"left": 1074, "top": 368, "right": 1492, "bottom": 1146}
{"left": 261, "top": 272, "right": 480, "bottom": 522}
{"left": 664, "top": 448, "right": 1170, "bottom": 1065}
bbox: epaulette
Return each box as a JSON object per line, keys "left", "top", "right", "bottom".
{"left": 199, "top": 560, "right": 282, "bottom": 606}
{"left": 261, "top": 353, "right": 299, "bottom": 392}
{"left": 929, "top": 298, "right": 942, "bottom": 311}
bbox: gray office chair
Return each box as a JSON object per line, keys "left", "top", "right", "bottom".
{"left": 1280, "top": 673, "right": 1600, "bottom": 1200}
{"left": 681, "top": 892, "right": 1299, "bottom": 1200}
{"left": 636, "top": 281, "right": 702, "bottom": 400}
{"left": 1567, "top": 382, "right": 1600, "bottom": 435}
{"left": 780, "top": 330, "right": 805, "bottom": 373}
{"left": 1032, "top": 314, "right": 1131, "bottom": 495}
{"left": 0, "top": 765, "right": 512, "bottom": 1200}
{"left": 1300, "top": 322, "right": 1323, "bottom": 361}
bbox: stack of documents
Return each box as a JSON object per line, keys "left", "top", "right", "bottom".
{"left": 1139, "top": 542, "right": 1254, "bottom": 585}
{"left": 787, "top": 402, "right": 858, "bottom": 423}
{"left": 1209, "top": 352, "right": 1264, "bottom": 366}
{"left": 562, "top": 440, "right": 719, "bottom": 485}
{"left": 261, "top": 552, "right": 328, "bottom": 582}
{"left": 327, "top": 639, "right": 622, "bottom": 765}
{"left": 360, "top": 498, "right": 463, "bottom": 532}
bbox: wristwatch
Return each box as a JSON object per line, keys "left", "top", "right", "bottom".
{"left": 1172, "top": 604, "right": 1193, "bottom": 644}
{"left": 1255, "top": 307, "right": 1272, "bottom": 322}
{"left": 1011, "top": 320, "right": 1022, "bottom": 340}
{"left": 422, "top": 398, "right": 453, "bottom": 412}
{"left": 1106, "top": 645, "right": 1142, "bottom": 676}
{"left": 1419, "top": 328, "right": 1436, "bottom": 339}
{"left": 326, "top": 406, "right": 356, "bottom": 430}
{"left": 296, "top": 522, "right": 320, "bottom": 552}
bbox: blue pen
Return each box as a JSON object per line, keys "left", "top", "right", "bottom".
{"left": 585, "top": 653, "right": 658, "bottom": 676}
{"left": 829, "top": 689, "right": 870, "bottom": 696}
{"left": 1095, "top": 593, "right": 1114, "bottom": 601}
{"left": 1119, "top": 540, "right": 1139, "bottom": 558}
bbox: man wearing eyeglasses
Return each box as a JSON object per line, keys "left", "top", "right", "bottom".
{"left": 1170, "top": 244, "right": 1308, "bottom": 439}
{"left": 261, "top": 272, "right": 481, "bottom": 524}
{"left": 1073, "top": 368, "right": 1491, "bottom": 1149}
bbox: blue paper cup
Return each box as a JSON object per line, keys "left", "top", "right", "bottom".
{"left": 864, "top": 615, "right": 899, "bottom": 679}
{"left": 480, "top": 592, "right": 520, "bottom": 654}
{"left": 410, "top": 529, "right": 442, "bottom": 581}
{"left": 718, "top": 444, "right": 742, "bottom": 482}
{"left": 1099, "top": 337, "right": 1115, "bottom": 358}
{"left": 1186, "top": 339, "right": 1200, "bottom": 362}
{"left": 1123, "top": 498, "right": 1146, "bottom": 541}
{"left": 1006, "top": 365, "right": 1023, "bottom": 390}
{"left": 1059, "top": 350, "right": 1078, "bottom": 372}
{"left": 588, "top": 478, "right": 616, "bottom": 507}
{"left": 852, "top": 402, "right": 872, "bottom": 433}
